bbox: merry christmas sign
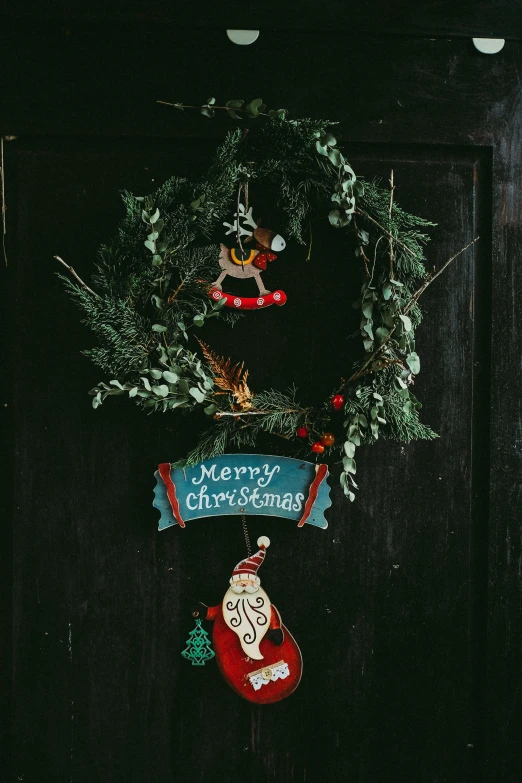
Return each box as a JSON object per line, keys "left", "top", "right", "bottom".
{"left": 153, "top": 454, "right": 331, "bottom": 530}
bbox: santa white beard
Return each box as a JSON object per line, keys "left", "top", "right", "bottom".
{"left": 222, "top": 585, "right": 271, "bottom": 660}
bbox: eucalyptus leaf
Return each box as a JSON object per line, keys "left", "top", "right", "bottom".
{"left": 344, "top": 441, "right": 356, "bottom": 458}
{"left": 342, "top": 456, "right": 356, "bottom": 474}
{"left": 327, "top": 148, "right": 342, "bottom": 167}
{"left": 406, "top": 352, "right": 420, "bottom": 374}
{"left": 316, "top": 141, "right": 328, "bottom": 157}
{"left": 189, "top": 387, "right": 206, "bottom": 403}
{"left": 362, "top": 301, "right": 373, "bottom": 318}
{"left": 399, "top": 314, "right": 412, "bottom": 332}
{"left": 152, "top": 324, "right": 167, "bottom": 332}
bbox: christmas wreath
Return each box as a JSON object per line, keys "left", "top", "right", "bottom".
{"left": 56, "top": 97, "right": 476, "bottom": 501}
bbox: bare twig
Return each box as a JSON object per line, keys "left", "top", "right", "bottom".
{"left": 306, "top": 222, "right": 313, "bottom": 261}
{"left": 403, "top": 236, "right": 480, "bottom": 313}
{"left": 388, "top": 169, "right": 395, "bottom": 278}
{"left": 214, "top": 408, "right": 304, "bottom": 418}
{"left": 168, "top": 278, "right": 185, "bottom": 303}
{"left": 355, "top": 207, "right": 420, "bottom": 260}
{"left": 346, "top": 236, "right": 480, "bottom": 384}
{"left": 54, "top": 255, "right": 99, "bottom": 297}
{"left": 157, "top": 100, "right": 272, "bottom": 119}
{"left": 1, "top": 138, "right": 7, "bottom": 267}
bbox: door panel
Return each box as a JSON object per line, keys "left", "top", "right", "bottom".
{"left": 2, "top": 20, "right": 520, "bottom": 783}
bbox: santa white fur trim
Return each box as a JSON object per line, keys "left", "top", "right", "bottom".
{"left": 257, "top": 536, "right": 270, "bottom": 549}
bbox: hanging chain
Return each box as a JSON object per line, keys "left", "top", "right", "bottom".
{"left": 241, "top": 514, "right": 252, "bottom": 556}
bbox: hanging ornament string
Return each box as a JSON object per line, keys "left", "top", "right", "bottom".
{"left": 241, "top": 514, "right": 252, "bottom": 556}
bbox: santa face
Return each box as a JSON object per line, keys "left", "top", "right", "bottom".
{"left": 222, "top": 584, "right": 271, "bottom": 660}
{"left": 229, "top": 577, "right": 259, "bottom": 594}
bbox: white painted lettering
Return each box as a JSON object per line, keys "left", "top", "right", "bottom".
{"left": 212, "top": 492, "right": 226, "bottom": 508}
{"left": 186, "top": 492, "right": 198, "bottom": 510}
{"left": 258, "top": 463, "right": 281, "bottom": 488}
{"left": 192, "top": 464, "right": 218, "bottom": 485}
{"left": 233, "top": 466, "right": 247, "bottom": 480}
{"left": 238, "top": 486, "right": 250, "bottom": 506}
{"left": 198, "top": 485, "right": 211, "bottom": 510}
{"left": 248, "top": 467, "right": 261, "bottom": 481}
{"left": 220, "top": 467, "right": 231, "bottom": 481}
{"left": 281, "top": 492, "right": 293, "bottom": 511}
{"left": 225, "top": 490, "right": 237, "bottom": 506}
{"left": 292, "top": 493, "right": 305, "bottom": 512}
{"left": 250, "top": 487, "right": 264, "bottom": 509}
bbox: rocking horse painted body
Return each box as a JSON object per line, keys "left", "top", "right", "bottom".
{"left": 209, "top": 204, "right": 287, "bottom": 310}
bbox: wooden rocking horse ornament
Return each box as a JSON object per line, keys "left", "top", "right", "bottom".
{"left": 209, "top": 204, "right": 287, "bottom": 310}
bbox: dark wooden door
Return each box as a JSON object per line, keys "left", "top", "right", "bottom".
{"left": 2, "top": 6, "right": 521, "bottom": 782}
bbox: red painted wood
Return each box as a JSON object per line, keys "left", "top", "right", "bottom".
{"left": 298, "top": 463, "right": 329, "bottom": 527}
{"left": 207, "top": 606, "right": 302, "bottom": 704}
{"left": 209, "top": 288, "right": 287, "bottom": 309}
{"left": 157, "top": 463, "right": 185, "bottom": 528}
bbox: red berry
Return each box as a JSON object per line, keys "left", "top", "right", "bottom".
{"left": 321, "top": 432, "right": 336, "bottom": 447}
{"left": 331, "top": 394, "right": 345, "bottom": 411}
{"left": 311, "top": 441, "right": 325, "bottom": 454}
{"left": 296, "top": 426, "right": 308, "bottom": 439}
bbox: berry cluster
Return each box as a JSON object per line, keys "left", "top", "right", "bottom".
{"left": 296, "top": 394, "right": 345, "bottom": 455}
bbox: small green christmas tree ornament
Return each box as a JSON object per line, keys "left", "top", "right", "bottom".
{"left": 182, "top": 618, "right": 215, "bottom": 666}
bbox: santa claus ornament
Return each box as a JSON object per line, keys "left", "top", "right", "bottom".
{"left": 191, "top": 537, "right": 302, "bottom": 704}
{"left": 154, "top": 454, "right": 331, "bottom": 703}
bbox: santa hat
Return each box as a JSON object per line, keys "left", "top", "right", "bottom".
{"left": 229, "top": 537, "right": 270, "bottom": 586}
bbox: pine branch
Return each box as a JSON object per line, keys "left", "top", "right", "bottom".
{"left": 54, "top": 256, "right": 99, "bottom": 296}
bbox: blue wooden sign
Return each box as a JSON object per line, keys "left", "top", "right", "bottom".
{"left": 153, "top": 454, "right": 331, "bottom": 530}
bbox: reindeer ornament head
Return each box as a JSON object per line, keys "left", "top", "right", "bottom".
{"left": 210, "top": 205, "right": 288, "bottom": 309}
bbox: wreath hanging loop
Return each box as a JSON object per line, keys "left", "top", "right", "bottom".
{"left": 56, "top": 96, "right": 478, "bottom": 501}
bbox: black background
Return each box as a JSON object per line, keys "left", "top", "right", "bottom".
{"left": 1, "top": 4, "right": 521, "bottom": 782}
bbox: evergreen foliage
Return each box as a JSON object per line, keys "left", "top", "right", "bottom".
{"left": 59, "top": 97, "right": 466, "bottom": 501}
